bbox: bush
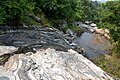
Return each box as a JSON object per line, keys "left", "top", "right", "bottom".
{"left": 93, "top": 55, "right": 120, "bottom": 79}
{"left": 64, "top": 24, "right": 84, "bottom": 37}
{"left": 97, "top": 1, "right": 120, "bottom": 57}
{"left": 34, "top": 0, "right": 82, "bottom": 21}
{"left": 0, "top": 0, "right": 98, "bottom": 26}
{"left": 0, "top": 0, "right": 35, "bottom": 26}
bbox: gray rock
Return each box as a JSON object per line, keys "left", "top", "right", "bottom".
{"left": 0, "top": 48, "right": 113, "bottom": 80}
{"left": 0, "top": 26, "right": 73, "bottom": 51}
{"left": 0, "top": 46, "right": 18, "bottom": 56}
{"left": 0, "top": 76, "right": 9, "bottom": 80}
{"left": 66, "top": 29, "right": 74, "bottom": 37}
{"left": 75, "top": 22, "right": 98, "bottom": 33}
{"left": 85, "top": 21, "right": 91, "bottom": 24}
{"left": 90, "top": 23, "right": 97, "bottom": 27}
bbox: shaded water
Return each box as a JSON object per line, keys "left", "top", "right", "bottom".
{"left": 74, "top": 32, "right": 111, "bottom": 59}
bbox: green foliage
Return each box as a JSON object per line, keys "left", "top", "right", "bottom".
{"left": 64, "top": 24, "right": 84, "bottom": 36}
{"left": 34, "top": 0, "right": 82, "bottom": 21}
{"left": 0, "top": 0, "right": 35, "bottom": 25}
{"left": 97, "top": 1, "right": 120, "bottom": 55}
{"left": 80, "top": 0, "right": 98, "bottom": 21}
{"left": 0, "top": 0, "right": 99, "bottom": 25}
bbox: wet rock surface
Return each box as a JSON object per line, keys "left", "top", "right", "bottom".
{"left": 0, "top": 46, "right": 18, "bottom": 56}
{"left": 0, "top": 25, "right": 113, "bottom": 80}
{"left": 74, "top": 22, "right": 111, "bottom": 59}
{"left": 0, "top": 25, "right": 82, "bottom": 66}
{"left": 0, "top": 26, "right": 75, "bottom": 52}
{"left": 0, "top": 48, "right": 113, "bottom": 80}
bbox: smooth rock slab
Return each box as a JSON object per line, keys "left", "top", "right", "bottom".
{"left": 0, "top": 48, "right": 113, "bottom": 80}
{"left": 0, "top": 46, "right": 18, "bottom": 56}
{"left": 0, "top": 76, "right": 9, "bottom": 80}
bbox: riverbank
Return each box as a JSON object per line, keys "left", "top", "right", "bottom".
{"left": 75, "top": 22, "right": 120, "bottom": 79}
{"left": 93, "top": 54, "right": 120, "bottom": 79}
{"left": 0, "top": 21, "right": 117, "bottom": 79}
{"left": 0, "top": 24, "right": 113, "bottom": 80}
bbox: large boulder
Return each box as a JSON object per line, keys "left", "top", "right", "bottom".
{"left": 90, "top": 23, "right": 97, "bottom": 27}
{"left": 0, "top": 26, "right": 74, "bottom": 51}
{"left": 104, "top": 29, "right": 110, "bottom": 34}
{"left": 95, "top": 29, "right": 110, "bottom": 39}
{"left": 95, "top": 29, "right": 105, "bottom": 35}
{"left": 0, "top": 46, "right": 18, "bottom": 56}
{"left": 0, "top": 48, "right": 113, "bottom": 80}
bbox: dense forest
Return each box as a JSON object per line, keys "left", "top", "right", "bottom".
{"left": 0, "top": 0, "right": 120, "bottom": 78}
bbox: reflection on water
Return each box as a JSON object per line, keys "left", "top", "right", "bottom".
{"left": 74, "top": 32, "right": 111, "bottom": 59}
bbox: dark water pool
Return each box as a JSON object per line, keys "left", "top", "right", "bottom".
{"left": 74, "top": 32, "right": 111, "bottom": 59}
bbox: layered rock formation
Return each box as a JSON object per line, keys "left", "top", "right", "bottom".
{"left": 0, "top": 47, "right": 113, "bottom": 80}
{"left": 0, "top": 26, "right": 75, "bottom": 51}
{"left": 0, "top": 25, "right": 113, "bottom": 80}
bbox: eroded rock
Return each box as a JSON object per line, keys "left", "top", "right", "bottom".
{"left": 0, "top": 46, "right": 18, "bottom": 56}
{"left": 0, "top": 48, "right": 113, "bottom": 80}
{"left": 0, "top": 27, "right": 73, "bottom": 51}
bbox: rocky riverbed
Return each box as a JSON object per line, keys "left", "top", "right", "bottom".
{"left": 74, "top": 22, "right": 111, "bottom": 59}
{"left": 0, "top": 25, "right": 77, "bottom": 51}
{"left": 0, "top": 24, "right": 113, "bottom": 80}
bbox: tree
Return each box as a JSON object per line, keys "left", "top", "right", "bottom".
{"left": 97, "top": 0, "right": 120, "bottom": 55}
{"left": 34, "top": 0, "right": 84, "bottom": 21}
{"left": 0, "top": 0, "right": 35, "bottom": 26}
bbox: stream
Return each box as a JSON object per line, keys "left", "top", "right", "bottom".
{"left": 0, "top": 24, "right": 111, "bottom": 60}
{"left": 74, "top": 22, "right": 111, "bottom": 59}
